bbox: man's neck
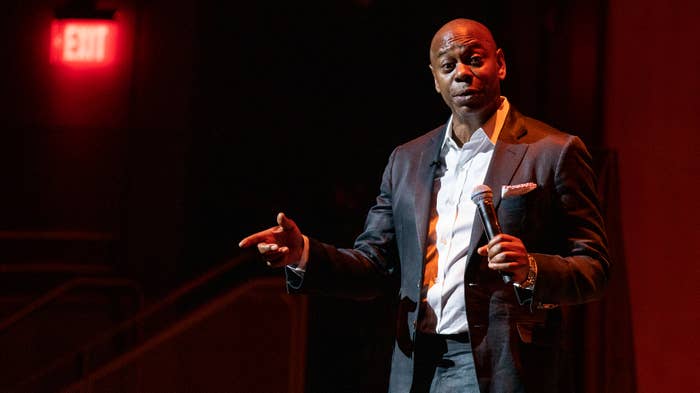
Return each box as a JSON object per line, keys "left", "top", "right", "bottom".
{"left": 451, "top": 97, "right": 503, "bottom": 147}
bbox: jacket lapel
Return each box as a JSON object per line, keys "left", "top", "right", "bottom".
{"left": 467, "top": 109, "right": 529, "bottom": 262}
{"left": 414, "top": 125, "right": 447, "bottom": 256}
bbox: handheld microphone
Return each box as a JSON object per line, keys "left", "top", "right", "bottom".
{"left": 470, "top": 184, "right": 513, "bottom": 284}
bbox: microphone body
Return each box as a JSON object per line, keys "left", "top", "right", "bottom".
{"left": 470, "top": 185, "right": 513, "bottom": 284}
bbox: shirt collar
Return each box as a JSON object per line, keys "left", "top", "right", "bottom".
{"left": 441, "top": 96, "right": 510, "bottom": 150}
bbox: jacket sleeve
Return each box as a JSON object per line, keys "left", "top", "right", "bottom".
{"left": 531, "top": 135, "right": 611, "bottom": 306}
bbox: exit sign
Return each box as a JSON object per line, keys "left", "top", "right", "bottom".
{"left": 51, "top": 20, "right": 117, "bottom": 66}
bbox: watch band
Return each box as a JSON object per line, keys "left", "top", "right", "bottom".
{"left": 513, "top": 254, "right": 537, "bottom": 290}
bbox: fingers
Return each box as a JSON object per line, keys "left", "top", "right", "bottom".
{"left": 238, "top": 212, "right": 301, "bottom": 267}
{"left": 257, "top": 242, "right": 290, "bottom": 267}
{"left": 485, "top": 241, "right": 525, "bottom": 258}
{"left": 238, "top": 228, "right": 274, "bottom": 248}
{"left": 257, "top": 242, "right": 279, "bottom": 253}
{"left": 478, "top": 234, "right": 529, "bottom": 273}
{"left": 486, "top": 233, "right": 519, "bottom": 247}
{"left": 277, "top": 212, "right": 297, "bottom": 230}
{"left": 487, "top": 251, "right": 525, "bottom": 268}
{"left": 238, "top": 212, "right": 293, "bottom": 248}
{"left": 478, "top": 234, "right": 519, "bottom": 257}
{"left": 256, "top": 243, "right": 289, "bottom": 254}
{"left": 238, "top": 234, "right": 259, "bottom": 248}
{"left": 478, "top": 234, "right": 518, "bottom": 255}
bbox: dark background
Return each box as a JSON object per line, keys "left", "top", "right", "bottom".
{"left": 0, "top": 0, "right": 697, "bottom": 392}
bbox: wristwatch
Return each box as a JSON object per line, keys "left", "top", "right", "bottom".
{"left": 513, "top": 254, "right": 538, "bottom": 290}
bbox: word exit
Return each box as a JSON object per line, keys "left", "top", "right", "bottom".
{"left": 51, "top": 20, "right": 117, "bottom": 65}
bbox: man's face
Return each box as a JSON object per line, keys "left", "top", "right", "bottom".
{"left": 429, "top": 22, "right": 506, "bottom": 121}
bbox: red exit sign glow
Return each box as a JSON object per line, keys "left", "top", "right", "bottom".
{"left": 51, "top": 20, "right": 117, "bottom": 66}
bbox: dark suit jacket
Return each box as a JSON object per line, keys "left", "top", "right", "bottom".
{"left": 287, "top": 107, "right": 610, "bottom": 393}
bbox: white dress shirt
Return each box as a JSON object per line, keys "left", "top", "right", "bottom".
{"left": 419, "top": 97, "right": 509, "bottom": 334}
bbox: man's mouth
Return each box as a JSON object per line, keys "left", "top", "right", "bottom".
{"left": 454, "top": 89, "right": 479, "bottom": 97}
{"left": 452, "top": 90, "right": 482, "bottom": 105}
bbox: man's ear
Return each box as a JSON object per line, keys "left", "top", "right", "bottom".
{"left": 496, "top": 48, "right": 507, "bottom": 80}
{"left": 429, "top": 64, "right": 440, "bottom": 93}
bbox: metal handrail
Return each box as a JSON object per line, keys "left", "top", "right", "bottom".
{"left": 11, "top": 248, "right": 270, "bottom": 392}
{"left": 0, "top": 230, "right": 114, "bottom": 240}
{"left": 0, "top": 277, "right": 143, "bottom": 334}
{"left": 60, "top": 276, "right": 307, "bottom": 393}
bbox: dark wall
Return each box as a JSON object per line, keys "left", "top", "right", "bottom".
{"left": 0, "top": 0, "right": 196, "bottom": 292}
{"left": 604, "top": 1, "right": 700, "bottom": 392}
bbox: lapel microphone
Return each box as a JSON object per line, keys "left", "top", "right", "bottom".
{"left": 470, "top": 184, "right": 514, "bottom": 284}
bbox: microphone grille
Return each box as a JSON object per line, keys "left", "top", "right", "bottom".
{"left": 470, "top": 184, "right": 493, "bottom": 204}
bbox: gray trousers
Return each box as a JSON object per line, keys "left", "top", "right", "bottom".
{"left": 411, "top": 332, "right": 480, "bottom": 393}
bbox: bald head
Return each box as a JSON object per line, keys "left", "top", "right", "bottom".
{"left": 427, "top": 18, "right": 506, "bottom": 137}
{"left": 430, "top": 19, "right": 498, "bottom": 62}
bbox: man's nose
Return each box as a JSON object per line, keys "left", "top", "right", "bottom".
{"left": 455, "top": 63, "right": 473, "bottom": 81}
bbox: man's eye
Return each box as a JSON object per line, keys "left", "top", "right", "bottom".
{"left": 469, "top": 56, "right": 483, "bottom": 66}
{"left": 441, "top": 63, "right": 455, "bottom": 72}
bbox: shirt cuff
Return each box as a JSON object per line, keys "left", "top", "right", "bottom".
{"left": 288, "top": 235, "right": 310, "bottom": 274}
{"left": 285, "top": 235, "right": 309, "bottom": 290}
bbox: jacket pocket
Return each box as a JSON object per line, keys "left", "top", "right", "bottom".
{"left": 499, "top": 195, "right": 528, "bottom": 236}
